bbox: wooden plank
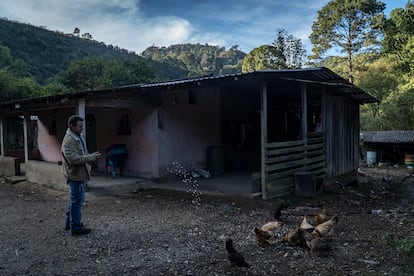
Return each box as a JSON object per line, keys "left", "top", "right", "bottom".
{"left": 266, "top": 177, "right": 294, "bottom": 189}
{"left": 266, "top": 159, "right": 307, "bottom": 171}
{"left": 267, "top": 167, "right": 305, "bottom": 180}
{"left": 267, "top": 145, "right": 306, "bottom": 156}
{"left": 266, "top": 139, "right": 305, "bottom": 149}
{"left": 266, "top": 152, "right": 306, "bottom": 164}
{"left": 308, "top": 137, "right": 324, "bottom": 143}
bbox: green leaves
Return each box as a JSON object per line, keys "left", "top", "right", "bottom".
{"left": 59, "top": 56, "right": 154, "bottom": 92}
{"left": 242, "top": 29, "right": 305, "bottom": 72}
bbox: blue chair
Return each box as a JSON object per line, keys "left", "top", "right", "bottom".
{"left": 105, "top": 144, "right": 128, "bottom": 178}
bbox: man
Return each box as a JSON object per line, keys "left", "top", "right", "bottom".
{"left": 61, "top": 115, "right": 101, "bottom": 236}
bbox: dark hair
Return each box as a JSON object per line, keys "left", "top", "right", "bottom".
{"left": 68, "top": 115, "right": 84, "bottom": 128}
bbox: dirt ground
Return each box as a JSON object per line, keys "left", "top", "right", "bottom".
{"left": 1, "top": 166, "right": 414, "bottom": 275}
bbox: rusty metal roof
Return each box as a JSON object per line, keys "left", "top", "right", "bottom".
{"left": 0, "top": 67, "right": 376, "bottom": 108}
{"left": 361, "top": 131, "right": 414, "bottom": 143}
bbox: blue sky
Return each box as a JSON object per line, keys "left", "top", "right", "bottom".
{"left": 0, "top": 0, "right": 409, "bottom": 55}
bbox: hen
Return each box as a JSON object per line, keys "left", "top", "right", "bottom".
{"left": 302, "top": 231, "right": 330, "bottom": 255}
{"left": 254, "top": 227, "right": 272, "bottom": 246}
{"left": 225, "top": 239, "right": 249, "bottom": 267}
{"left": 280, "top": 228, "right": 303, "bottom": 246}
{"left": 314, "top": 208, "right": 328, "bottom": 225}
{"left": 312, "top": 215, "right": 338, "bottom": 237}
{"left": 300, "top": 215, "right": 314, "bottom": 232}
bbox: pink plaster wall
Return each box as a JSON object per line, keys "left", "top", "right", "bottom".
{"left": 36, "top": 111, "right": 72, "bottom": 162}
{"left": 92, "top": 107, "right": 159, "bottom": 177}
{"left": 159, "top": 87, "right": 221, "bottom": 176}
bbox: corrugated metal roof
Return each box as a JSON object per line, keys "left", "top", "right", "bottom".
{"left": 361, "top": 131, "right": 414, "bottom": 143}
{"left": 0, "top": 67, "right": 376, "bottom": 108}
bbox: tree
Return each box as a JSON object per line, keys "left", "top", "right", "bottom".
{"left": 382, "top": 1, "right": 414, "bottom": 54}
{"left": 309, "top": 0, "right": 386, "bottom": 83}
{"left": 272, "top": 29, "right": 306, "bottom": 69}
{"left": 73, "top": 27, "right": 80, "bottom": 37}
{"left": 242, "top": 45, "right": 277, "bottom": 72}
{"left": 59, "top": 56, "right": 154, "bottom": 92}
{"left": 242, "top": 30, "right": 306, "bottom": 72}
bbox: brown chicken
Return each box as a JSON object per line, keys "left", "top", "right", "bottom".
{"left": 312, "top": 215, "right": 338, "bottom": 237}
{"left": 260, "top": 221, "right": 282, "bottom": 232}
{"left": 225, "top": 239, "right": 249, "bottom": 267}
{"left": 302, "top": 231, "right": 330, "bottom": 255}
{"left": 314, "top": 208, "right": 328, "bottom": 225}
{"left": 280, "top": 228, "right": 303, "bottom": 246}
{"left": 254, "top": 227, "right": 272, "bottom": 246}
{"left": 300, "top": 215, "right": 314, "bottom": 232}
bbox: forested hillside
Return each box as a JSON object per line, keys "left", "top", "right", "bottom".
{"left": 0, "top": 18, "right": 245, "bottom": 84}
{"left": 142, "top": 44, "right": 245, "bottom": 77}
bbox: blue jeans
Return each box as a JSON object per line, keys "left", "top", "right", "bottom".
{"left": 65, "top": 180, "right": 85, "bottom": 233}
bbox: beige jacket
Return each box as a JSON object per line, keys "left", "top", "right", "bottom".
{"left": 61, "top": 129, "right": 96, "bottom": 181}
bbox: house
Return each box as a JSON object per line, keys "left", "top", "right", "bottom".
{"left": 361, "top": 130, "right": 414, "bottom": 165}
{"left": 0, "top": 67, "right": 375, "bottom": 199}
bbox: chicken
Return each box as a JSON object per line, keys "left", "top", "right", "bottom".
{"left": 260, "top": 221, "right": 282, "bottom": 232}
{"left": 312, "top": 215, "right": 338, "bottom": 237}
{"left": 254, "top": 227, "right": 272, "bottom": 246}
{"left": 314, "top": 208, "right": 328, "bottom": 225}
{"left": 225, "top": 239, "right": 249, "bottom": 267}
{"left": 273, "top": 201, "right": 288, "bottom": 220}
{"left": 280, "top": 228, "right": 303, "bottom": 246}
{"left": 300, "top": 215, "right": 314, "bottom": 232}
{"left": 302, "top": 231, "right": 330, "bottom": 255}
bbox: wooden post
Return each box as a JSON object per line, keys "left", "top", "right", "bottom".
{"left": 23, "top": 113, "right": 29, "bottom": 162}
{"left": 76, "top": 98, "right": 86, "bottom": 141}
{"left": 0, "top": 116, "right": 4, "bottom": 156}
{"left": 301, "top": 84, "right": 308, "bottom": 171}
{"left": 260, "top": 82, "right": 268, "bottom": 199}
{"left": 301, "top": 84, "right": 308, "bottom": 140}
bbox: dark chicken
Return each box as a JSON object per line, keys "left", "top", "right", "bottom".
{"left": 225, "top": 239, "right": 249, "bottom": 267}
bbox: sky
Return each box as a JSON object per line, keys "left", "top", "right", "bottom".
{"left": 0, "top": 0, "right": 410, "bottom": 55}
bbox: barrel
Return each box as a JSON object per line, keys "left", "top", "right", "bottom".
{"left": 366, "top": 151, "right": 377, "bottom": 165}
{"left": 404, "top": 153, "right": 414, "bottom": 166}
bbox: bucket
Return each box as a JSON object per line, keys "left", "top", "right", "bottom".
{"left": 366, "top": 151, "right": 377, "bottom": 165}
{"left": 404, "top": 153, "right": 414, "bottom": 166}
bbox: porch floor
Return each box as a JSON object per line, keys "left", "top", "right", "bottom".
{"left": 87, "top": 171, "right": 259, "bottom": 198}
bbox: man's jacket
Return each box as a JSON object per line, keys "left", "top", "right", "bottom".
{"left": 61, "top": 129, "right": 96, "bottom": 181}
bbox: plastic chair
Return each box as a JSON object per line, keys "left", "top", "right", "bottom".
{"left": 105, "top": 144, "right": 128, "bottom": 178}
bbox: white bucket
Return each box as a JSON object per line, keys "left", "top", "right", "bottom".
{"left": 366, "top": 151, "right": 377, "bottom": 165}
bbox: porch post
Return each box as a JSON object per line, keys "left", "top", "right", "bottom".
{"left": 0, "top": 116, "right": 4, "bottom": 156}
{"left": 260, "top": 82, "right": 268, "bottom": 199}
{"left": 301, "top": 84, "right": 308, "bottom": 140}
{"left": 23, "top": 113, "right": 29, "bottom": 162}
{"left": 75, "top": 98, "right": 86, "bottom": 141}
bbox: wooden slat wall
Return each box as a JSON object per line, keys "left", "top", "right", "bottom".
{"left": 325, "top": 94, "right": 360, "bottom": 177}
{"left": 264, "top": 133, "right": 326, "bottom": 199}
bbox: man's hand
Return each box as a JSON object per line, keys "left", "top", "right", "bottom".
{"left": 94, "top": 151, "right": 102, "bottom": 159}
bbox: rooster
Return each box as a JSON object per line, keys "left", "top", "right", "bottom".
{"left": 312, "top": 215, "right": 338, "bottom": 237}
{"left": 225, "top": 239, "right": 249, "bottom": 267}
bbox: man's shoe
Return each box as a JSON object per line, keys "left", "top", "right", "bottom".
{"left": 71, "top": 228, "right": 91, "bottom": 236}
{"left": 65, "top": 223, "right": 84, "bottom": 231}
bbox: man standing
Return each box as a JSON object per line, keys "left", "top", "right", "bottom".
{"left": 61, "top": 115, "right": 101, "bottom": 236}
